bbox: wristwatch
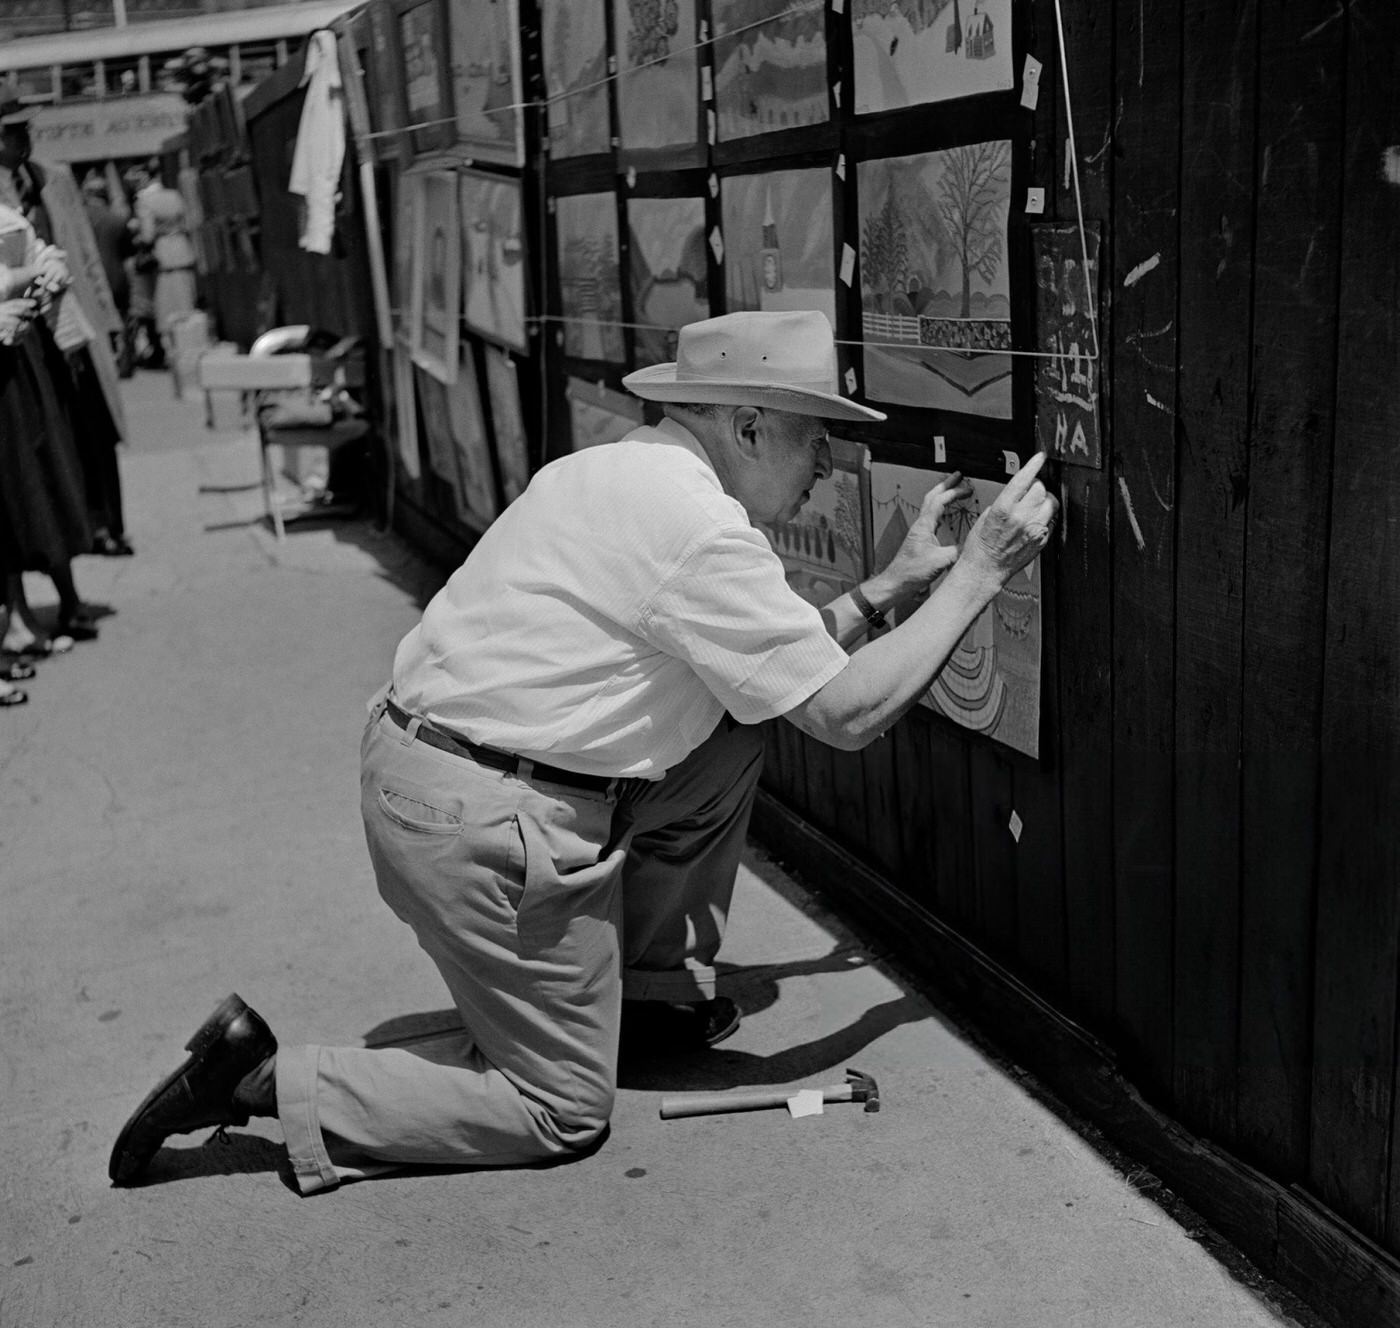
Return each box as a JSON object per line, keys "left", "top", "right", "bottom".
{"left": 850, "top": 584, "right": 887, "bottom": 631}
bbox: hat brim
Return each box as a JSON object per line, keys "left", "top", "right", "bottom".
{"left": 0, "top": 107, "right": 38, "bottom": 127}
{"left": 622, "top": 363, "right": 886, "bottom": 423}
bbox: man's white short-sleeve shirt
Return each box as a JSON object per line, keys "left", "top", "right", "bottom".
{"left": 391, "top": 418, "right": 848, "bottom": 779}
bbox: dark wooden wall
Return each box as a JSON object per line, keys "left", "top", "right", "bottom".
{"left": 762, "top": 0, "right": 1400, "bottom": 1269}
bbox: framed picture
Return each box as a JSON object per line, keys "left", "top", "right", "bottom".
{"left": 868, "top": 463, "right": 1041, "bottom": 756}
{"left": 720, "top": 166, "right": 836, "bottom": 327}
{"left": 713, "top": 0, "right": 829, "bottom": 145}
{"left": 554, "top": 192, "right": 626, "bottom": 364}
{"left": 391, "top": 344, "right": 423, "bottom": 480}
{"left": 626, "top": 195, "right": 711, "bottom": 366}
{"left": 540, "top": 0, "right": 611, "bottom": 159}
{"left": 449, "top": 0, "right": 526, "bottom": 166}
{"left": 415, "top": 364, "right": 462, "bottom": 485}
{"left": 857, "top": 142, "right": 1013, "bottom": 417}
{"left": 612, "top": 0, "right": 703, "bottom": 167}
{"left": 565, "top": 377, "right": 645, "bottom": 451}
{"left": 459, "top": 169, "right": 528, "bottom": 353}
{"left": 446, "top": 348, "right": 500, "bottom": 529}
{"left": 392, "top": 171, "right": 419, "bottom": 330}
{"left": 409, "top": 170, "right": 461, "bottom": 383}
{"left": 396, "top": 0, "right": 456, "bottom": 156}
{"left": 852, "top": 0, "right": 1013, "bottom": 115}
{"left": 483, "top": 347, "right": 532, "bottom": 504}
{"left": 365, "top": 0, "right": 407, "bottom": 159}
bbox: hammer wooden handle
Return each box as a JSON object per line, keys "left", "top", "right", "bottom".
{"left": 659, "top": 1084, "right": 857, "bottom": 1119}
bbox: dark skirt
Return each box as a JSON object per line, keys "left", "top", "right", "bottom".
{"left": 0, "top": 322, "right": 93, "bottom": 576}
{"left": 67, "top": 347, "right": 126, "bottom": 537}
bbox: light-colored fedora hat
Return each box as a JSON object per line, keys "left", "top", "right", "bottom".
{"left": 622, "top": 310, "right": 886, "bottom": 423}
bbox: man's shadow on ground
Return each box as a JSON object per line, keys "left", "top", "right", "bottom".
{"left": 136, "top": 946, "right": 924, "bottom": 1189}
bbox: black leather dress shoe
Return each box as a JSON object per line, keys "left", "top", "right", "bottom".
{"left": 620, "top": 996, "right": 741, "bottom": 1052}
{"left": 109, "top": 994, "right": 277, "bottom": 1185}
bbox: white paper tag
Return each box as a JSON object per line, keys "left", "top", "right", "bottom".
{"left": 839, "top": 243, "right": 855, "bottom": 286}
{"left": 934, "top": 435, "right": 946, "bottom": 463}
{"left": 1009, "top": 810, "right": 1023, "bottom": 842}
{"left": 710, "top": 227, "right": 725, "bottom": 264}
{"left": 1003, "top": 450, "right": 1020, "bottom": 475}
{"left": 787, "top": 1089, "right": 825, "bottom": 1118}
{"left": 836, "top": 153, "right": 846, "bottom": 181}
{"left": 1026, "top": 187, "right": 1045, "bottom": 214}
{"left": 709, "top": 172, "right": 719, "bottom": 199}
{"left": 702, "top": 66, "right": 713, "bottom": 101}
{"left": 844, "top": 367, "right": 858, "bottom": 394}
{"left": 1021, "top": 81, "right": 1040, "bottom": 110}
{"left": 831, "top": 0, "right": 845, "bottom": 11}
{"left": 547, "top": 195, "right": 557, "bottom": 213}
{"left": 707, "top": 109, "right": 717, "bottom": 144}
{"left": 1023, "top": 54, "right": 1043, "bottom": 85}
{"left": 1021, "top": 55, "right": 1043, "bottom": 109}
{"left": 833, "top": 82, "right": 842, "bottom": 108}
{"left": 626, "top": 166, "right": 637, "bottom": 189}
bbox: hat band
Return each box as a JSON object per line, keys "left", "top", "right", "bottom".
{"left": 673, "top": 366, "right": 836, "bottom": 393}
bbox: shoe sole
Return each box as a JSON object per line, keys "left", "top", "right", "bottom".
{"left": 705, "top": 1006, "right": 741, "bottom": 1047}
{"left": 108, "top": 993, "right": 251, "bottom": 1185}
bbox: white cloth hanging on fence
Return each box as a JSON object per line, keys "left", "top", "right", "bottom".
{"left": 289, "top": 29, "right": 345, "bottom": 256}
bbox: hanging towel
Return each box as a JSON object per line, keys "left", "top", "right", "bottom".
{"left": 289, "top": 30, "right": 345, "bottom": 255}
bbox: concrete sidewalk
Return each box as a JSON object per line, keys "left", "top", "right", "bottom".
{"left": 1, "top": 373, "right": 1306, "bottom": 1327}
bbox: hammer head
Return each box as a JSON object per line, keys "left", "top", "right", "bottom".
{"left": 846, "top": 1067, "right": 880, "bottom": 1112}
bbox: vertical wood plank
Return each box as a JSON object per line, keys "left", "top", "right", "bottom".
{"left": 859, "top": 733, "right": 902, "bottom": 880}
{"left": 1170, "top": 0, "right": 1259, "bottom": 1146}
{"left": 1111, "top": 0, "right": 1180, "bottom": 1098}
{"left": 925, "top": 715, "right": 976, "bottom": 930}
{"left": 891, "top": 720, "right": 938, "bottom": 910}
{"left": 1235, "top": 0, "right": 1345, "bottom": 1181}
{"left": 1311, "top": 0, "right": 1400, "bottom": 1245}
{"left": 1054, "top": 0, "right": 1117, "bottom": 1038}
{"left": 970, "top": 744, "right": 1018, "bottom": 964}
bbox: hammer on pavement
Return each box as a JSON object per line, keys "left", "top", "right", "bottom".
{"left": 659, "top": 1068, "right": 881, "bottom": 1120}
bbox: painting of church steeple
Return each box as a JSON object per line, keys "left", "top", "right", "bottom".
{"left": 854, "top": 0, "right": 1012, "bottom": 112}
{"left": 758, "top": 184, "right": 784, "bottom": 299}
{"left": 720, "top": 167, "right": 836, "bottom": 327}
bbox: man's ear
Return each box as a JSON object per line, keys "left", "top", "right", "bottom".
{"left": 730, "top": 405, "right": 763, "bottom": 460}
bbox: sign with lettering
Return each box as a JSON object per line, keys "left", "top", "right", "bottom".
{"left": 29, "top": 94, "right": 190, "bottom": 165}
{"left": 1032, "top": 222, "right": 1103, "bottom": 469}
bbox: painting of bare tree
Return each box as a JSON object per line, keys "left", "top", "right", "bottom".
{"left": 858, "top": 141, "right": 1012, "bottom": 416}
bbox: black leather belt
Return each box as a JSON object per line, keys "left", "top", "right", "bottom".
{"left": 384, "top": 698, "right": 614, "bottom": 794}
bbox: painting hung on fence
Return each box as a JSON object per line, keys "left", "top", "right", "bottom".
{"left": 391, "top": 346, "right": 422, "bottom": 480}
{"left": 627, "top": 196, "right": 710, "bottom": 366}
{"left": 555, "top": 193, "right": 626, "bottom": 363}
{"left": 852, "top": 0, "right": 1013, "bottom": 115}
{"left": 565, "top": 377, "right": 646, "bottom": 450}
{"left": 758, "top": 437, "right": 871, "bottom": 612}
{"left": 449, "top": 0, "right": 525, "bottom": 166}
{"left": 415, "top": 365, "right": 462, "bottom": 487}
{"left": 409, "top": 170, "right": 460, "bottom": 383}
{"left": 869, "top": 462, "right": 1041, "bottom": 756}
{"left": 712, "top": 0, "right": 829, "bottom": 143}
{"left": 541, "top": 0, "right": 611, "bottom": 158}
{"left": 720, "top": 167, "right": 835, "bottom": 326}
{"left": 392, "top": 171, "right": 418, "bottom": 331}
{"left": 459, "top": 170, "right": 527, "bottom": 353}
{"left": 858, "top": 143, "right": 1012, "bottom": 417}
{"left": 397, "top": 0, "right": 454, "bottom": 155}
{"left": 483, "top": 347, "right": 532, "bottom": 503}
{"left": 612, "top": 0, "right": 701, "bottom": 161}
{"left": 446, "top": 348, "right": 499, "bottom": 528}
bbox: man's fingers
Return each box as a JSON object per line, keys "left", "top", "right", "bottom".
{"left": 999, "top": 451, "right": 1048, "bottom": 504}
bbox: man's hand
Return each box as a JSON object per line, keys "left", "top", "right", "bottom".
{"left": 959, "top": 452, "right": 1057, "bottom": 588}
{"left": 879, "top": 470, "right": 974, "bottom": 597}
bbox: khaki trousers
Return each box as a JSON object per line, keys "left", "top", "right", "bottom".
{"left": 277, "top": 703, "right": 764, "bottom": 1194}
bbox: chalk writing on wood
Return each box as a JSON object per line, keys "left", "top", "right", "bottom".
{"left": 1033, "top": 222, "right": 1103, "bottom": 469}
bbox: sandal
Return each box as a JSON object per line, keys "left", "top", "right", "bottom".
{"left": 2, "top": 661, "right": 36, "bottom": 681}
{"left": 0, "top": 687, "right": 28, "bottom": 707}
{"left": 2, "top": 635, "right": 74, "bottom": 660}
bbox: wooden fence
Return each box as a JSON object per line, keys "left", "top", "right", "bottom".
{"left": 758, "top": 0, "right": 1400, "bottom": 1322}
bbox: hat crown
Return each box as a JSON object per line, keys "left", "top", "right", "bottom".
{"left": 674, "top": 310, "right": 838, "bottom": 394}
